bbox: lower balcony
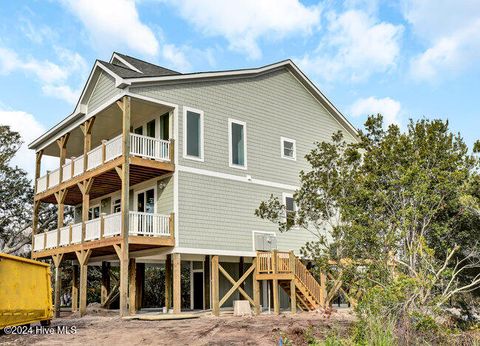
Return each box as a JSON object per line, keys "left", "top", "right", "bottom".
{"left": 32, "top": 211, "right": 174, "bottom": 259}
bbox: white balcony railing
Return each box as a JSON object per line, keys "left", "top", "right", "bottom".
{"left": 45, "top": 230, "right": 57, "bottom": 249}
{"left": 105, "top": 135, "right": 122, "bottom": 161}
{"left": 85, "top": 218, "right": 101, "bottom": 241}
{"left": 104, "top": 212, "right": 121, "bottom": 237}
{"left": 35, "top": 133, "right": 172, "bottom": 194}
{"left": 48, "top": 169, "right": 60, "bottom": 189}
{"left": 62, "top": 161, "right": 72, "bottom": 182}
{"left": 37, "top": 175, "right": 47, "bottom": 193}
{"left": 129, "top": 211, "right": 170, "bottom": 236}
{"left": 59, "top": 225, "right": 70, "bottom": 246}
{"left": 130, "top": 134, "right": 170, "bottom": 161}
{"left": 33, "top": 212, "right": 171, "bottom": 252}
{"left": 71, "top": 223, "right": 82, "bottom": 244}
{"left": 87, "top": 146, "right": 103, "bottom": 171}
{"left": 73, "top": 156, "right": 84, "bottom": 177}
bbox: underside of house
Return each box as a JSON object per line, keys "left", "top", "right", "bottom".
{"left": 29, "top": 53, "right": 357, "bottom": 317}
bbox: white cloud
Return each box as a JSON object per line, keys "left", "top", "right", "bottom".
{"left": 0, "top": 46, "right": 86, "bottom": 104}
{"left": 298, "top": 10, "right": 403, "bottom": 82}
{"left": 162, "top": 44, "right": 192, "bottom": 71}
{"left": 62, "top": 0, "right": 159, "bottom": 56}
{"left": 0, "top": 109, "right": 58, "bottom": 179}
{"left": 403, "top": 0, "right": 480, "bottom": 81}
{"left": 350, "top": 96, "right": 401, "bottom": 126}
{"left": 169, "top": 0, "right": 321, "bottom": 59}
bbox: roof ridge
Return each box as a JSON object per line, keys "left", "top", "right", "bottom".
{"left": 113, "top": 52, "right": 180, "bottom": 74}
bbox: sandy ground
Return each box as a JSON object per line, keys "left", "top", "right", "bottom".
{"left": 1, "top": 308, "right": 355, "bottom": 346}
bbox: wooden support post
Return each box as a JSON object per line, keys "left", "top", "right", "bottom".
{"left": 169, "top": 138, "right": 175, "bottom": 162}
{"left": 273, "top": 279, "right": 280, "bottom": 315}
{"left": 253, "top": 258, "right": 261, "bottom": 315}
{"left": 101, "top": 262, "right": 110, "bottom": 305}
{"left": 31, "top": 201, "right": 40, "bottom": 257}
{"left": 136, "top": 263, "right": 145, "bottom": 310}
{"left": 204, "top": 255, "right": 210, "bottom": 309}
{"left": 78, "top": 178, "right": 94, "bottom": 244}
{"left": 129, "top": 258, "right": 137, "bottom": 315}
{"left": 211, "top": 255, "right": 219, "bottom": 316}
{"left": 289, "top": 251, "right": 297, "bottom": 314}
{"left": 76, "top": 249, "right": 91, "bottom": 317}
{"left": 55, "top": 190, "right": 67, "bottom": 247}
{"left": 56, "top": 133, "right": 69, "bottom": 182}
{"left": 72, "top": 264, "right": 79, "bottom": 312}
{"left": 52, "top": 254, "right": 63, "bottom": 318}
{"left": 165, "top": 254, "right": 172, "bottom": 311}
{"left": 119, "top": 95, "right": 131, "bottom": 317}
{"left": 172, "top": 253, "right": 181, "bottom": 314}
{"left": 80, "top": 117, "right": 95, "bottom": 171}
{"left": 320, "top": 272, "right": 327, "bottom": 308}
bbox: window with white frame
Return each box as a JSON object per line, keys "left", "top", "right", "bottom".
{"left": 282, "top": 193, "right": 296, "bottom": 228}
{"left": 183, "top": 107, "right": 204, "bottom": 161}
{"left": 88, "top": 204, "right": 100, "bottom": 220}
{"left": 229, "top": 119, "right": 247, "bottom": 169}
{"left": 281, "top": 137, "right": 296, "bottom": 160}
{"left": 112, "top": 198, "right": 121, "bottom": 213}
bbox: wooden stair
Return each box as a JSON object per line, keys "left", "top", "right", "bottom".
{"left": 256, "top": 251, "right": 325, "bottom": 312}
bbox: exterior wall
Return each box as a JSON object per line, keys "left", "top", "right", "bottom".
{"left": 87, "top": 72, "right": 121, "bottom": 113}
{"left": 178, "top": 171, "right": 320, "bottom": 254}
{"left": 157, "top": 176, "right": 173, "bottom": 214}
{"left": 131, "top": 68, "right": 356, "bottom": 187}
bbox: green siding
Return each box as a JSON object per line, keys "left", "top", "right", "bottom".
{"left": 157, "top": 176, "right": 173, "bottom": 214}
{"left": 87, "top": 72, "right": 121, "bottom": 112}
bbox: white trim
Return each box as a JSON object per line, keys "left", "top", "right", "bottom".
{"left": 280, "top": 137, "right": 296, "bottom": 161}
{"left": 134, "top": 185, "right": 157, "bottom": 213}
{"left": 173, "top": 107, "right": 179, "bottom": 247}
{"left": 177, "top": 165, "right": 298, "bottom": 191}
{"left": 183, "top": 106, "right": 204, "bottom": 162}
{"left": 251, "top": 231, "right": 276, "bottom": 252}
{"left": 228, "top": 118, "right": 247, "bottom": 170}
{"left": 88, "top": 203, "right": 101, "bottom": 220}
{"left": 110, "top": 53, "right": 143, "bottom": 74}
{"left": 172, "top": 247, "right": 256, "bottom": 257}
{"left": 111, "top": 195, "right": 121, "bottom": 214}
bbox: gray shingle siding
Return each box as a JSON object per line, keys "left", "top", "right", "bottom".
{"left": 87, "top": 71, "right": 121, "bottom": 113}
{"left": 178, "top": 171, "right": 320, "bottom": 253}
{"left": 131, "top": 68, "right": 355, "bottom": 187}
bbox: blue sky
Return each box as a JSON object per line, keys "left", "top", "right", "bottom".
{"left": 0, "top": 0, "right": 479, "bottom": 176}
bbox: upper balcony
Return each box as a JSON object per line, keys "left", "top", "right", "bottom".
{"left": 33, "top": 96, "right": 175, "bottom": 206}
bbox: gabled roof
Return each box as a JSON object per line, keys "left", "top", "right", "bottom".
{"left": 109, "top": 52, "right": 181, "bottom": 78}
{"left": 29, "top": 54, "right": 358, "bottom": 150}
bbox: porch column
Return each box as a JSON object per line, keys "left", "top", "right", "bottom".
{"left": 173, "top": 253, "right": 181, "bottom": 314}
{"left": 272, "top": 250, "right": 280, "bottom": 315}
{"left": 129, "top": 258, "right": 137, "bottom": 314}
{"left": 52, "top": 254, "right": 63, "bottom": 318}
{"left": 117, "top": 95, "right": 131, "bottom": 317}
{"left": 72, "top": 264, "right": 79, "bottom": 312}
{"left": 101, "top": 262, "right": 111, "bottom": 305}
{"left": 78, "top": 179, "right": 94, "bottom": 244}
{"left": 211, "top": 255, "right": 219, "bottom": 316}
{"left": 253, "top": 258, "right": 261, "bottom": 315}
{"left": 204, "top": 255, "right": 210, "bottom": 309}
{"left": 31, "top": 150, "right": 43, "bottom": 258}
{"left": 165, "top": 254, "right": 172, "bottom": 311}
{"left": 289, "top": 251, "right": 297, "bottom": 314}
{"left": 80, "top": 118, "right": 95, "bottom": 172}
{"left": 76, "top": 249, "right": 91, "bottom": 317}
{"left": 54, "top": 190, "right": 67, "bottom": 247}
{"left": 56, "top": 133, "right": 70, "bottom": 182}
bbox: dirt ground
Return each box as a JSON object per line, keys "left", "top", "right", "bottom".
{"left": 1, "top": 309, "right": 355, "bottom": 345}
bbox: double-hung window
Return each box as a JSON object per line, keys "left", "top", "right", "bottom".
{"left": 228, "top": 119, "right": 247, "bottom": 169}
{"left": 281, "top": 137, "right": 296, "bottom": 160}
{"left": 183, "top": 107, "right": 204, "bottom": 161}
{"left": 283, "top": 193, "right": 297, "bottom": 228}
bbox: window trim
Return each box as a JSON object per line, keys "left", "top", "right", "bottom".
{"left": 183, "top": 106, "right": 204, "bottom": 162}
{"left": 88, "top": 203, "right": 101, "bottom": 220}
{"left": 282, "top": 192, "right": 298, "bottom": 229}
{"left": 111, "top": 196, "right": 121, "bottom": 214}
{"left": 228, "top": 118, "right": 247, "bottom": 170}
{"left": 134, "top": 185, "right": 157, "bottom": 213}
{"left": 281, "top": 137, "right": 296, "bottom": 161}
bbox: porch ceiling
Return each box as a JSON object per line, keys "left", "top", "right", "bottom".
{"left": 41, "top": 97, "right": 173, "bottom": 157}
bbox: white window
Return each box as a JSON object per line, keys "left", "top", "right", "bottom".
{"left": 183, "top": 107, "right": 204, "bottom": 161}
{"left": 281, "top": 137, "right": 296, "bottom": 160}
{"left": 228, "top": 119, "right": 247, "bottom": 169}
{"left": 282, "top": 193, "right": 297, "bottom": 228}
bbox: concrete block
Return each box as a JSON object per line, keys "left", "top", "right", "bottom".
{"left": 233, "top": 300, "right": 252, "bottom": 316}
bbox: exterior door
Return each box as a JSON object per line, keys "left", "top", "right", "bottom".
{"left": 136, "top": 188, "right": 155, "bottom": 234}
{"left": 193, "top": 272, "right": 204, "bottom": 310}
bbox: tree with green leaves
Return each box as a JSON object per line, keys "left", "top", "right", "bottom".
{"left": 256, "top": 115, "right": 480, "bottom": 328}
{"left": 0, "top": 125, "right": 65, "bottom": 255}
